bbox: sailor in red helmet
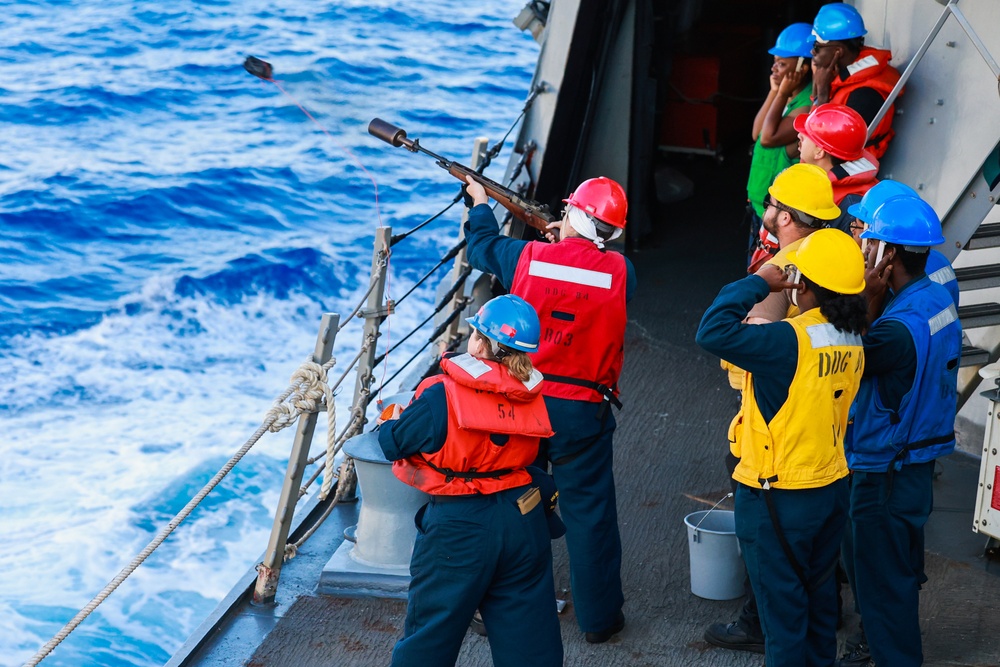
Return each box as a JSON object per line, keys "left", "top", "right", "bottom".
{"left": 378, "top": 294, "right": 563, "bottom": 667}
{"left": 809, "top": 3, "right": 902, "bottom": 159}
{"left": 795, "top": 103, "right": 880, "bottom": 233}
{"left": 463, "top": 174, "right": 635, "bottom": 644}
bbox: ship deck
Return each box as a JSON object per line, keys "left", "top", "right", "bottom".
{"left": 170, "top": 156, "right": 1000, "bottom": 667}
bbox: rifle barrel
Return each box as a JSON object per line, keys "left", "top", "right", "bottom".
{"left": 368, "top": 118, "right": 447, "bottom": 162}
{"left": 368, "top": 117, "right": 554, "bottom": 232}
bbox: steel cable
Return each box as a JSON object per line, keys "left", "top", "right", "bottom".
{"left": 393, "top": 239, "right": 468, "bottom": 308}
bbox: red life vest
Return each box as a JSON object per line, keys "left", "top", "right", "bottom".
{"left": 830, "top": 150, "right": 880, "bottom": 204}
{"left": 748, "top": 228, "right": 780, "bottom": 274}
{"left": 392, "top": 353, "right": 554, "bottom": 496}
{"left": 511, "top": 238, "right": 628, "bottom": 403}
{"left": 829, "top": 47, "right": 901, "bottom": 159}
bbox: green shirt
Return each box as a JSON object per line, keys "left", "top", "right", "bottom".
{"left": 746, "top": 86, "right": 813, "bottom": 218}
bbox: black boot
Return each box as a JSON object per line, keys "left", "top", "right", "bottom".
{"left": 704, "top": 621, "right": 765, "bottom": 654}
{"left": 585, "top": 611, "right": 625, "bottom": 644}
{"left": 836, "top": 641, "right": 873, "bottom": 666}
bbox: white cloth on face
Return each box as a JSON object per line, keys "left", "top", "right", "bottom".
{"left": 566, "top": 205, "right": 623, "bottom": 249}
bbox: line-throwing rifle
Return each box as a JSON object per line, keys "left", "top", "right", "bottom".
{"left": 368, "top": 118, "right": 555, "bottom": 234}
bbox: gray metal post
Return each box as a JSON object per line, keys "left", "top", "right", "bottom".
{"left": 252, "top": 312, "right": 339, "bottom": 606}
{"left": 353, "top": 227, "right": 393, "bottom": 409}
{"left": 439, "top": 137, "right": 488, "bottom": 356}
{"left": 337, "top": 227, "right": 393, "bottom": 501}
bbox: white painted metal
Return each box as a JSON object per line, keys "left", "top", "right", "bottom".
{"left": 342, "top": 422, "right": 427, "bottom": 568}
{"left": 856, "top": 0, "right": 1000, "bottom": 221}
{"left": 973, "top": 367, "right": 1000, "bottom": 539}
{"left": 501, "top": 0, "right": 582, "bottom": 194}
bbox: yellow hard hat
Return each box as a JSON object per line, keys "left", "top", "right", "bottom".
{"left": 768, "top": 163, "right": 841, "bottom": 221}
{"left": 785, "top": 228, "right": 866, "bottom": 294}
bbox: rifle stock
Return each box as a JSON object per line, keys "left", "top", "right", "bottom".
{"left": 368, "top": 118, "right": 555, "bottom": 234}
{"left": 444, "top": 162, "right": 554, "bottom": 233}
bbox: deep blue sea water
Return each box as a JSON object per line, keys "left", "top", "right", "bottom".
{"left": 0, "top": 2, "right": 538, "bottom": 664}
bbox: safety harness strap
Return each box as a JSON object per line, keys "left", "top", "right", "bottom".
{"left": 885, "top": 431, "right": 954, "bottom": 496}
{"left": 422, "top": 456, "right": 514, "bottom": 483}
{"left": 758, "top": 479, "right": 837, "bottom": 593}
{"left": 543, "top": 374, "right": 623, "bottom": 410}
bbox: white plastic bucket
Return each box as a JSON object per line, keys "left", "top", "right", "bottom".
{"left": 684, "top": 509, "right": 744, "bottom": 600}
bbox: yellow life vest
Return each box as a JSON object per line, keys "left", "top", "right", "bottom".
{"left": 728, "top": 307, "right": 864, "bottom": 490}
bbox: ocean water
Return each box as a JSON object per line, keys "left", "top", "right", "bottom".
{"left": 0, "top": 2, "right": 538, "bottom": 665}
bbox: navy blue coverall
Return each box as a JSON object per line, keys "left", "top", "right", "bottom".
{"left": 464, "top": 204, "right": 636, "bottom": 634}
{"left": 379, "top": 383, "right": 563, "bottom": 667}
{"left": 845, "top": 273, "right": 955, "bottom": 667}
{"left": 697, "top": 275, "right": 850, "bottom": 667}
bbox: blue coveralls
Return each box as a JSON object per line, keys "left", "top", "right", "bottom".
{"left": 840, "top": 260, "right": 959, "bottom": 620}
{"left": 464, "top": 204, "right": 637, "bottom": 633}
{"left": 379, "top": 383, "right": 563, "bottom": 667}
{"left": 844, "top": 274, "right": 961, "bottom": 667}
{"left": 697, "top": 275, "right": 851, "bottom": 667}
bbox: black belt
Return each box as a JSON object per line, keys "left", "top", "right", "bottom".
{"left": 885, "top": 431, "right": 954, "bottom": 496}
{"left": 543, "top": 374, "right": 623, "bottom": 410}
{"left": 422, "top": 457, "right": 514, "bottom": 484}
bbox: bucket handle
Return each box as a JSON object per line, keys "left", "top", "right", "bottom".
{"left": 692, "top": 492, "right": 733, "bottom": 543}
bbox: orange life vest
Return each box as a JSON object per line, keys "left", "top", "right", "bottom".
{"left": 829, "top": 47, "right": 901, "bottom": 159}
{"left": 511, "top": 238, "right": 627, "bottom": 404}
{"left": 392, "top": 353, "right": 553, "bottom": 495}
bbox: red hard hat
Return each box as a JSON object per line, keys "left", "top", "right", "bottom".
{"left": 793, "top": 103, "right": 867, "bottom": 161}
{"left": 562, "top": 176, "right": 628, "bottom": 229}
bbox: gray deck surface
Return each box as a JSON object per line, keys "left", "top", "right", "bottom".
{"left": 178, "top": 157, "right": 1000, "bottom": 666}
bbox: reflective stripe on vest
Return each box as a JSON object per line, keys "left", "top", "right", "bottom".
{"left": 829, "top": 47, "right": 901, "bottom": 159}
{"left": 528, "top": 260, "right": 613, "bottom": 289}
{"left": 512, "top": 238, "right": 628, "bottom": 403}
{"left": 928, "top": 264, "right": 956, "bottom": 288}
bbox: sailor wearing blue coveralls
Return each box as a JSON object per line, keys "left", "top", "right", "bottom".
{"left": 378, "top": 295, "right": 563, "bottom": 667}
{"left": 837, "top": 180, "right": 960, "bottom": 666}
{"left": 697, "top": 229, "right": 868, "bottom": 667}
{"left": 462, "top": 175, "right": 635, "bottom": 643}
{"left": 844, "top": 195, "right": 961, "bottom": 667}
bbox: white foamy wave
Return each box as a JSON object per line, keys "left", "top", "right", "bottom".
{"left": 1, "top": 260, "right": 437, "bottom": 665}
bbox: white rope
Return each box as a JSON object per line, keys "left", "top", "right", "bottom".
{"left": 319, "top": 376, "right": 337, "bottom": 500}
{"left": 264, "top": 358, "right": 336, "bottom": 433}
{"left": 23, "top": 356, "right": 336, "bottom": 667}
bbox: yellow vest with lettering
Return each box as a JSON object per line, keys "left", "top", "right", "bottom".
{"left": 728, "top": 307, "right": 864, "bottom": 490}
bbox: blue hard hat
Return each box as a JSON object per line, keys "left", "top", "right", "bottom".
{"left": 466, "top": 294, "right": 541, "bottom": 353}
{"left": 769, "top": 23, "right": 815, "bottom": 59}
{"left": 861, "top": 195, "right": 945, "bottom": 246}
{"left": 811, "top": 3, "right": 867, "bottom": 43}
{"left": 847, "top": 180, "right": 920, "bottom": 223}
